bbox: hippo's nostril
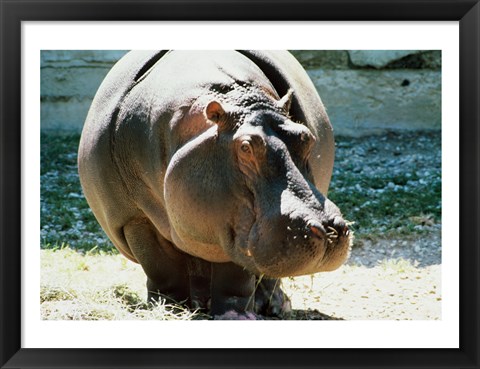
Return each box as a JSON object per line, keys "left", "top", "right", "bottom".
{"left": 309, "top": 225, "right": 325, "bottom": 240}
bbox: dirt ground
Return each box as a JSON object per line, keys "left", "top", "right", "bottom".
{"left": 282, "top": 231, "right": 441, "bottom": 320}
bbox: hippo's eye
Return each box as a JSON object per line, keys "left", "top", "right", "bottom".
{"left": 240, "top": 140, "right": 252, "bottom": 154}
{"left": 300, "top": 132, "right": 310, "bottom": 142}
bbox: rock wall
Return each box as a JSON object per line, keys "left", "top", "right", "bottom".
{"left": 41, "top": 50, "right": 440, "bottom": 136}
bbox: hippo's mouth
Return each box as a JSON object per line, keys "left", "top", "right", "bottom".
{"left": 314, "top": 225, "right": 353, "bottom": 272}
{"left": 231, "top": 215, "right": 352, "bottom": 278}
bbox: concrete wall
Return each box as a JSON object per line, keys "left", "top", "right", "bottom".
{"left": 291, "top": 50, "right": 441, "bottom": 136}
{"left": 41, "top": 50, "right": 128, "bottom": 132}
{"left": 40, "top": 50, "right": 441, "bottom": 136}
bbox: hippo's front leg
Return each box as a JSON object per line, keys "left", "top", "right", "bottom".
{"left": 123, "top": 219, "right": 190, "bottom": 304}
{"left": 255, "top": 278, "right": 292, "bottom": 317}
{"left": 210, "top": 262, "right": 256, "bottom": 319}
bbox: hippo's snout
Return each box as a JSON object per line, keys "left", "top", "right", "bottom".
{"left": 298, "top": 213, "right": 351, "bottom": 274}
{"left": 245, "top": 200, "right": 351, "bottom": 278}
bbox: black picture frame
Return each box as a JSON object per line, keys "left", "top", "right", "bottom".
{"left": 1, "top": 1, "right": 479, "bottom": 368}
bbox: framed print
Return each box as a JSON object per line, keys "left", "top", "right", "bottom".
{"left": 1, "top": 0, "right": 479, "bottom": 368}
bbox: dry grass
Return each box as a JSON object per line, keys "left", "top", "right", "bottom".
{"left": 41, "top": 248, "right": 198, "bottom": 320}
{"left": 41, "top": 247, "right": 441, "bottom": 321}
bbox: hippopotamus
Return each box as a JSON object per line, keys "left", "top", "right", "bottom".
{"left": 78, "top": 50, "right": 351, "bottom": 319}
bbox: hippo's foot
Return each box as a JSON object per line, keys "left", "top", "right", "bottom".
{"left": 213, "top": 310, "right": 264, "bottom": 320}
{"left": 254, "top": 277, "right": 292, "bottom": 318}
{"left": 146, "top": 286, "right": 189, "bottom": 308}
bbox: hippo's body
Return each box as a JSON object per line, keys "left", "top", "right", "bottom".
{"left": 78, "top": 50, "right": 351, "bottom": 318}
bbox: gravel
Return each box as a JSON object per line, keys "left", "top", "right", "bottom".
{"left": 330, "top": 130, "right": 441, "bottom": 267}
{"left": 347, "top": 232, "right": 441, "bottom": 268}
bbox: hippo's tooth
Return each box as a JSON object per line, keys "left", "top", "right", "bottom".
{"left": 326, "top": 226, "right": 338, "bottom": 235}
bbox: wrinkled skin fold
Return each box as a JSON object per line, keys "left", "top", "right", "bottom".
{"left": 78, "top": 50, "right": 352, "bottom": 319}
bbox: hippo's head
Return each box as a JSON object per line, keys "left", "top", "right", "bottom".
{"left": 164, "top": 88, "right": 351, "bottom": 278}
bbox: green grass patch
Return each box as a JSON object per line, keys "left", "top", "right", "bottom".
{"left": 328, "top": 132, "right": 441, "bottom": 240}
{"left": 41, "top": 133, "right": 115, "bottom": 252}
{"left": 328, "top": 182, "right": 441, "bottom": 239}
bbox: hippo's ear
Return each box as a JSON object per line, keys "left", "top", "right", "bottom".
{"left": 205, "top": 101, "right": 225, "bottom": 122}
{"left": 205, "top": 100, "right": 234, "bottom": 132}
{"left": 277, "top": 88, "right": 294, "bottom": 114}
